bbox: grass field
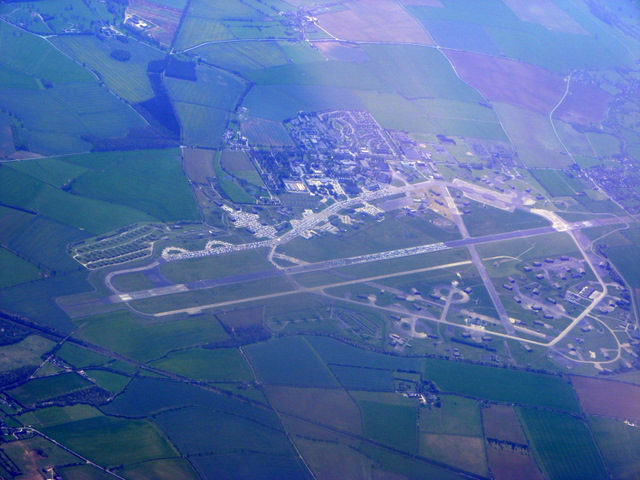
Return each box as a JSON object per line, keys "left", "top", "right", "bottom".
{"left": 329, "top": 365, "right": 395, "bottom": 392}
{"left": 151, "top": 347, "right": 253, "bottom": 382}
{"left": 462, "top": 203, "right": 549, "bottom": 237}
{"left": 359, "top": 92, "right": 507, "bottom": 140}
{"left": 353, "top": 391, "right": 418, "bottom": 454}
{"left": 8, "top": 373, "right": 90, "bottom": 406}
{"left": 220, "top": 150, "right": 265, "bottom": 187}
{"left": 590, "top": 415, "right": 640, "bottom": 480}
{"left": 0, "top": 247, "right": 40, "bottom": 287}
{"left": 111, "top": 272, "right": 156, "bottom": 292}
{"left": 530, "top": 169, "right": 581, "bottom": 197}
{"left": 18, "top": 404, "right": 101, "bottom": 429}
{"left": 519, "top": 408, "right": 608, "bottom": 480}
{"left": 0, "top": 0, "right": 119, "bottom": 34}
{"left": 43, "top": 415, "right": 177, "bottom": 467}
{"left": 51, "top": 35, "right": 161, "bottom": 103}
{"left": 1, "top": 159, "right": 164, "bottom": 236}
{"left": 166, "top": 65, "right": 245, "bottom": 112}
{"left": 212, "top": 149, "right": 255, "bottom": 203}
{"left": 55, "top": 343, "right": 109, "bottom": 369}
{"left": 121, "top": 458, "right": 199, "bottom": 480}
{"left": 188, "top": 451, "right": 308, "bottom": 480}
{"left": 194, "top": 41, "right": 289, "bottom": 72}
{"left": 0, "top": 335, "right": 55, "bottom": 373}
{"left": 308, "top": 335, "right": 420, "bottom": 371}
{"left": 362, "top": 45, "right": 482, "bottom": 102}
{"left": 476, "top": 232, "right": 581, "bottom": 262}
{"left": 423, "top": 359, "right": 580, "bottom": 412}
{"left": 8, "top": 157, "right": 87, "bottom": 188}
{"left": 279, "top": 210, "right": 459, "bottom": 262}
{"left": 265, "top": 385, "right": 362, "bottom": 434}
{"left": 173, "top": 102, "right": 229, "bottom": 148}
{"left": 0, "top": 21, "right": 150, "bottom": 155}
{"left": 154, "top": 405, "right": 293, "bottom": 457}
{"left": 85, "top": 369, "right": 131, "bottom": 394}
{"left": 0, "top": 272, "right": 89, "bottom": 334}
{"left": 67, "top": 149, "right": 200, "bottom": 223}
{"left": 76, "top": 310, "right": 229, "bottom": 362}
{"left": 174, "top": 16, "right": 234, "bottom": 51}
{"left": 105, "top": 376, "right": 282, "bottom": 428}
{"left": 242, "top": 84, "right": 364, "bottom": 121}
{"left": 493, "top": 103, "right": 570, "bottom": 168}
{"left": 604, "top": 243, "right": 640, "bottom": 288}
{"left": 159, "top": 247, "right": 275, "bottom": 284}
{"left": 419, "top": 394, "right": 482, "bottom": 436}
{"left": 482, "top": 404, "right": 527, "bottom": 444}
{"left": 245, "top": 336, "right": 339, "bottom": 388}
{"left": 241, "top": 116, "right": 294, "bottom": 146}
{"left": 421, "top": 433, "right": 487, "bottom": 476}
{"left": 2, "top": 437, "right": 78, "bottom": 477}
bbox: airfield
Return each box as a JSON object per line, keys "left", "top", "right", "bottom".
{"left": 1, "top": 0, "right": 640, "bottom": 479}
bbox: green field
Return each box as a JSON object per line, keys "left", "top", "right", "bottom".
{"left": 279, "top": 210, "right": 459, "bottom": 262}
{"left": 51, "top": 35, "right": 161, "bottom": 103}
{"left": 220, "top": 150, "right": 265, "bottom": 187}
{"left": 174, "top": 16, "right": 234, "bottom": 51}
{"left": 0, "top": 335, "right": 55, "bottom": 374}
{"left": 590, "top": 415, "right": 640, "bottom": 480}
{"left": 43, "top": 415, "right": 177, "bottom": 467}
{"left": 241, "top": 116, "right": 294, "bottom": 146}
{"left": 329, "top": 365, "right": 395, "bottom": 391}
{"left": 519, "top": 408, "right": 608, "bottom": 480}
{"left": 151, "top": 347, "right": 253, "bottom": 382}
{"left": 423, "top": 359, "right": 580, "bottom": 412}
{"left": 353, "top": 391, "right": 418, "bottom": 454}
{"left": 55, "top": 343, "right": 109, "bottom": 369}
{"left": 0, "top": 247, "right": 40, "bottom": 287}
{"left": 494, "top": 103, "right": 570, "bottom": 168}
{"left": 193, "top": 41, "right": 289, "bottom": 72}
{"left": 121, "top": 458, "right": 199, "bottom": 480}
{"left": 76, "top": 311, "right": 229, "bottom": 362}
{"left": 66, "top": 149, "right": 199, "bottom": 223}
{"left": 0, "top": 0, "right": 120, "bottom": 34}
{"left": 419, "top": 394, "right": 482, "bottom": 436}
{"left": 212, "top": 149, "right": 256, "bottom": 203}
{"left": 0, "top": 22, "right": 147, "bottom": 155}
{"left": 245, "top": 336, "right": 339, "bottom": 388}
{"left": 111, "top": 272, "right": 156, "bottom": 292}
{"left": 360, "top": 92, "right": 508, "bottom": 140}
{"left": 188, "top": 451, "right": 308, "bottom": 480}
{"left": 530, "top": 169, "right": 585, "bottom": 197}
{"left": 2, "top": 213, "right": 87, "bottom": 274}
{"left": 85, "top": 369, "right": 131, "bottom": 394}
{"left": 155, "top": 405, "right": 293, "bottom": 457}
{"left": 8, "top": 373, "right": 91, "bottom": 406}
{"left": 18, "top": 404, "right": 101, "bottom": 429}
{"left": 0, "top": 163, "right": 152, "bottom": 235}
{"left": 477, "top": 231, "right": 581, "bottom": 262}
{"left": 159, "top": 247, "right": 274, "bottom": 284}
{"left": 242, "top": 84, "right": 365, "bottom": 121}
{"left": 462, "top": 203, "right": 549, "bottom": 237}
